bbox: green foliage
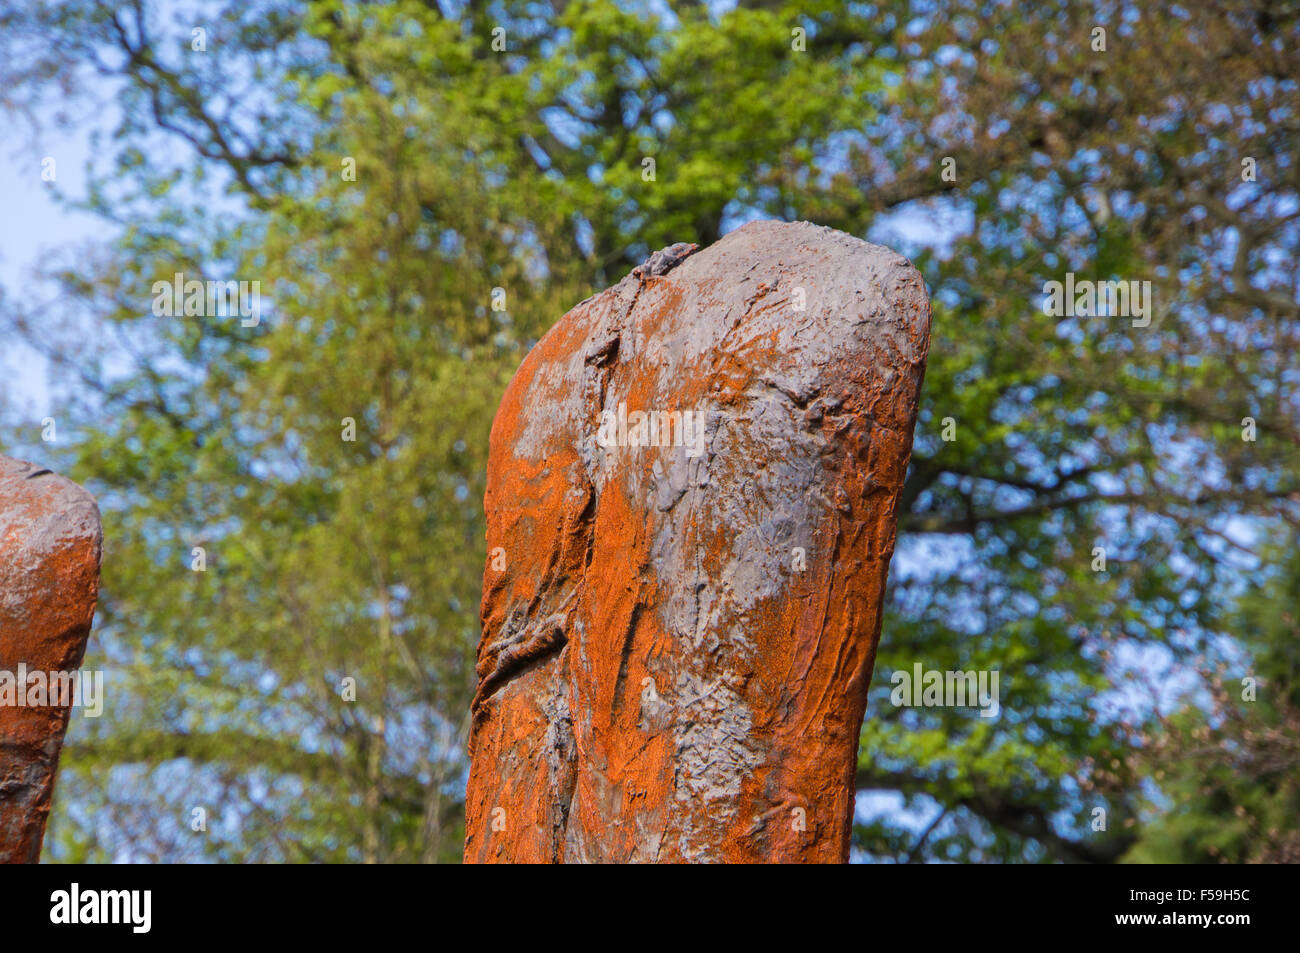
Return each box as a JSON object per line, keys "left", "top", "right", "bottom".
{"left": 1125, "top": 540, "right": 1300, "bottom": 864}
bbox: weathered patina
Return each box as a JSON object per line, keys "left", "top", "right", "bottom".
{"left": 0, "top": 456, "right": 102, "bottom": 863}
{"left": 465, "top": 221, "right": 931, "bottom": 863}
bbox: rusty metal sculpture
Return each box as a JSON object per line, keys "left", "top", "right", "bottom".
{"left": 0, "top": 456, "right": 102, "bottom": 863}
{"left": 465, "top": 221, "right": 930, "bottom": 863}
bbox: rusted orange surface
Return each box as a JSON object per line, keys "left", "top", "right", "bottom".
{"left": 465, "top": 221, "right": 931, "bottom": 863}
{"left": 0, "top": 457, "right": 102, "bottom": 863}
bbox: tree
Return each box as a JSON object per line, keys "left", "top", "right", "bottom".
{"left": 1124, "top": 538, "right": 1300, "bottom": 864}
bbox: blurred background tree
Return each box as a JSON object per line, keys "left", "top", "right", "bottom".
{"left": 0, "top": 0, "right": 1295, "bottom": 862}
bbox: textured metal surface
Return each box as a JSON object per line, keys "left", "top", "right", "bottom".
{"left": 465, "top": 221, "right": 930, "bottom": 863}
{"left": 0, "top": 456, "right": 102, "bottom": 864}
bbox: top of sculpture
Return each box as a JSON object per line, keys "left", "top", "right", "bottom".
{"left": 632, "top": 241, "right": 698, "bottom": 280}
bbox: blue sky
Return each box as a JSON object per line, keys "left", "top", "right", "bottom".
{"left": 1, "top": 117, "right": 103, "bottom": 420}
